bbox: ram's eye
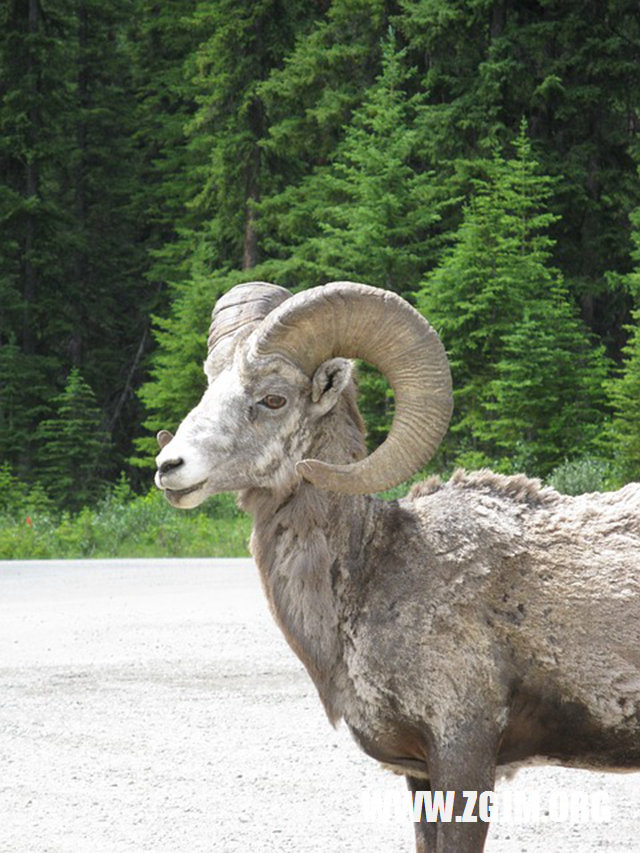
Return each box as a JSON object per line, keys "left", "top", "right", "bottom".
{"left": 259, "top": 394, "right": 287, "bottom": 410}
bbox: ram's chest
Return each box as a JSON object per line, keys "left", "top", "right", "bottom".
{"left": 336, "top": 588, "right": 517, "bottom": 765}
{"left": 339, "top": 659, "right": 433, "bottom": 778}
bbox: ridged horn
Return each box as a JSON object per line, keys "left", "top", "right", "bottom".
{"left": 208, "top": 282, "right": 292, "bottom": 355}
{"left": 251, "top": 281, "right": 453, "bottom": 495}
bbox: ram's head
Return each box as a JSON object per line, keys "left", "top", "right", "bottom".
{"left": 154, "top": 281, "right": 452, "bottom": 507}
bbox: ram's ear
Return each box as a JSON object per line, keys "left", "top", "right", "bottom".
{"left": 309, "top": 357, "right": 353, "bottom": 417}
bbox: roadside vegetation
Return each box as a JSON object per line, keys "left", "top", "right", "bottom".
{"left": 0, "top": 466, "right": 251, "bottom": 560}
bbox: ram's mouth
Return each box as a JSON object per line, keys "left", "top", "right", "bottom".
{"left": 164, "top": 480, "right": 208, "bottom": 502}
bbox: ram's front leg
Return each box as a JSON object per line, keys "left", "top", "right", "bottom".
{"left": 406, "top": 775, "right": 436, "bottom": 853}
{"left": 424, "top": 720, "right": 500, "bottom": 853}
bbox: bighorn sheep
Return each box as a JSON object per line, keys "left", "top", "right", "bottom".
{"left": 154, "top": 281, "right": 640, "bottom": 852}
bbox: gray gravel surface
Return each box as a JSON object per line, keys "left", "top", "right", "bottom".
{"left": 0, "top": 559, "right": 638, "bottom": 852}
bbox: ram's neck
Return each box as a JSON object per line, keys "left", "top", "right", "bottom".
{"left": 239, "top": 482, "right": 379, "bottom": 724}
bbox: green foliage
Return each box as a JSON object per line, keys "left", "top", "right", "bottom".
{"left": 547, "top": 457, "right": 616, "bottom": 496}
{"left": 254, "top": 31, "right": 452, "bottom": 444}
{"left": 160, "top": 0, "right": 316, "bottom": 283}
{"left": 0, "top": 0, "right": 76, "bottom": 475}
{"left": 0, "top": 463, "right": 55, "bottom": 519}
{"left": 259, "top": 32, "right": 448, "bottom": 288}
{"left": 356, "top": 363, "right": 394, "bottom": 450}
{"left": 399, "top": 0, "right": 640, "bottom": 304}
{"left": 35, "top": 369, "right": 111, "bottom": 509}
{"left": 607, "top": 311, "right": 640, "bottom": 482}
{"left": 0, "top": 344, "right": 57, "bottom": 479}
{"left": 488, "top": 303, "right": 608, "bottom": 475}
{"left": 606, "top": 208, "right": 640, "bottom": 482}
{"left": 0, "top": 0, "right": 156, "bottom": 484}
{"left": 419, "top": 124, "right": 609, "bottom": 475}
{"left": 258, "top": 0, "right": 390, "bottom": 173}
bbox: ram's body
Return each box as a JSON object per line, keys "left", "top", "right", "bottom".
{"left": 252, "top": 468, "right": 640, "bottom": 761}
{"left": 155, "top": 281, "right": 640, "bottom": 852}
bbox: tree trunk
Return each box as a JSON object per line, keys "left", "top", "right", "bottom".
{"left": 23, "top": 0, "right": 39, "bottom": 356}
{"left": 242, "top": 98, "right": 263, "bottom": 270}
{"left": 71, "top": 0, "right": 89, "bottom": 365}
{"left": 242, "top": 201, "right": 259, "bottom": 270}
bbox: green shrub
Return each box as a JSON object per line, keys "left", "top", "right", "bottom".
{"left": 546, "top": 457, "right": 615, "bottom": 496}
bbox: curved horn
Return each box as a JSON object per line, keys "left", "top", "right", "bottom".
{"left": 208, "top": 282, "right": 292, "bottom": 355}
{"left": 251, "top": 281, "right": 453, "bottom": 495}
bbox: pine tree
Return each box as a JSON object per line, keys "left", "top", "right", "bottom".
{"left": 183, "top": 0, "right": 314, "bottom": 272}
{"left": 35, "top": 368, "right": 111, "bottom": 509}
{"left": 0, "top": 344, "right": 56, "bottom": 478}
{"left": 288, "top": 33, "right": 445, "bottom": 292}
{"left": 258, "top": 0, "right": 391, "bottom": 179}
{"left": 419, "top": 123, "right": 608, "bottom": 474}
{"left": 65, "top": 0, "right": 152, "bottom": 472}
{"left": 256, "top": 32, "right": 451, "bottom": 447}
{"left": 488, "top": 300, "right": 608, "bottom": 475}
{"left": 607, "top": 309, "right": 640, "bottom": 482}
{"left": 132, "top": 0, "right": 202, "bottom": 298}
{"left": 253, "top": 0, "right": 395, "bottom": 281}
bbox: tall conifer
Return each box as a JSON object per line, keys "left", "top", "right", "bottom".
{"left": 420, "top": 124, "right": 607, "bottom": 473}
{"left": 36, "top": 368, "right": 111, "bottom": 508}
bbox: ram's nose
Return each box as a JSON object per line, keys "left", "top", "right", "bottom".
{"left": 157, "top": 456, "right": 184, "bottom": 477}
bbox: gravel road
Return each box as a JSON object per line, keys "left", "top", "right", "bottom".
{"left": 0, "top": 559, "right": 638, "bottom": 852}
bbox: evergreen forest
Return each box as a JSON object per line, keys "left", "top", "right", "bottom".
{"left": 3, "top": 0, "right": 640, "bottom": 551}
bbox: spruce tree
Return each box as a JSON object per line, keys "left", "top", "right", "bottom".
{"left": 419, "top": 124, "right": 608, "bottom": 474}
{"left": 488, "top": 300, "right": 608, "bottom": 475}
{"left": 35, "top": 369, "right": 111, "bottom": 509}
{"left": 64, "top": 0, "right": 153, "bottom": 474}
{"left": 182, "top": 0, "right": 313, "bottom": 272}
{"left": 607, "top": 309, "right": 640, "bottom": 483}
{"left": 258, "top": 0, "right": 391, "bottom": 178}
{"left": 0, "top": 0, "right": 155, "bottom": 482}
{"left": 133, "top": 1, "right": 314, "bottom": 467}
{"left": 293, "top": 34, "right": 444, "bottom": 291}
{"left": 259, "top": 33, "right": 449, "bottom": 447}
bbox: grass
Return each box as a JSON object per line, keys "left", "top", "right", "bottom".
{"left": 0, "top": 469, "right": 251, "bottom": 560}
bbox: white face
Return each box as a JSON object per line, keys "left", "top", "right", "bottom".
{"left": 154, "top": 347, "right": 352, "bottom": 508}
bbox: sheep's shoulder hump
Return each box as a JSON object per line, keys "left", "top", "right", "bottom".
{"left": 408, "top": 468, "right": 559, "bottom": 508}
